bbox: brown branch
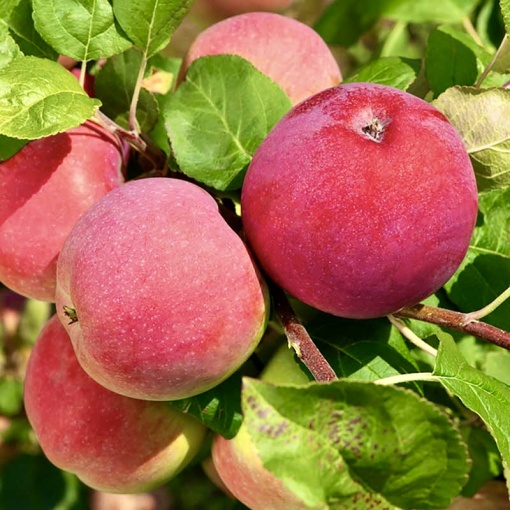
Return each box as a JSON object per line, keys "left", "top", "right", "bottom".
{"left": 271, "top": 285, "right": 337, "bottom": 382}
{"left": 395, "top": 304, "right": 510, "bottom": 350}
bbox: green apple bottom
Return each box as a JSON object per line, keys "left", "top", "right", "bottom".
{"left": 23, "top": 83, "right": 478, "bottom": 499}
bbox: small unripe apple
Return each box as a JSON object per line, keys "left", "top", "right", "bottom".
{"left": 24, "top": 315, "right": 207, "bottom": 493}
{"left": 241, "top": 83, "right": 478, "bottom": 319}
{"left": 0, "top": 122, "right": 124, "bottom": 302}
{"left": 56, "top": 177, "right": 268, "bottom": 401}
{"left": 180, "top": 12, "right": 342, "bottom": 105}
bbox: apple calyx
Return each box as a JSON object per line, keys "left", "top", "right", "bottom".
{"left": 361, "top": 116, "right": 386, "bottom": 142}
{"left": 63, "top": 306, "right": 79, "bottom": 325}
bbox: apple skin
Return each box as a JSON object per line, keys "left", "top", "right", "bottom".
{"left": 241, "top": 83, "right": 479, "bottom": 319}
{"left": 0, "top": 121, "right": 124, "bottom": 302}
{"left": 55, "top": 177, "right": 269, "bottom": 401}
{"left": 180, "top": 12, "right": 342, "bottom": 105}
{"left": 212, "top": 344, "right": 311, "bottom": 509}
{"left": 24, "top": 315, "right": 207, "bottom": 493}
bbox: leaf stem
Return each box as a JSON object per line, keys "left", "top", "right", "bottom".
{"left": 129, "top": 52, "right": 148, "bottom": 132}
{"left": 79, "top": 60, "right": 87, "bottom": 90}
{"left": 462, "top": 16, "right": 484, "bottom": 48}
{"left": 271, "top": 285, "right": 337, "bottom": 383}
{"left": 461, "top": 286, "right": 510, "bottom": 324}
{"left": 374, "top": 372, "right": 439, "bottom": 386}
{"left": 394, "top": 304, "right": 510, "bottom": 350}
{"left": 387, "top": 314, "right": 438, "bottom": 357}
{"left": 475, "top": 35, "right": 508, "bottom": 88}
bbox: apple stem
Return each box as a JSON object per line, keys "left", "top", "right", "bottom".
{"left": 271, "top": 285, "right": 337, "bottom": 382}
{"left": 361, "top": 117, "right": 386, "bottom": 142}
{"left": 387, "top": 314, "right": 438, "bottom": 357}
{"left": 394, "top": 303, "right": 510, "bottom": 350}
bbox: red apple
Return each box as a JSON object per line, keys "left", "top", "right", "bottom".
{"left": 180, "top": 12, "right": 342, "bottom": 105}
{"left": 0, "top": 121, "right": 124, "bottom": 302}
{"left": 241, "top": 83, "right": 478, "bottom": 319}
{"left": 24, "top": 315, "right": 207, "bottom": 493}
{"left": 55, "top": 177, "right": 269, "bottom": 401}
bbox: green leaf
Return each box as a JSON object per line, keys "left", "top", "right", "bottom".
{"left": 460, "top": 426, "right": 503, "bottom": 496}
{"left": 113, "top": 0, "right": 193, "bottom": 57}
{"left": 425, "top": 26, "right": 479, "bottom": 96}
{"left": 307, "top": 314, "right": 420, "bottom": 384}
{"left": 0, "top": 22, "right": 21, "bottom": 70}
{"left": 314, "top": 0, "right": 478, "bottom": 46}
{"left": 433, "top": 333, "right": 510, "bottom": 475}
{"left": 0, "top": 0, "right": 20, "bottom": 21}
{"left": 444, "top": 188, "right": 510, "bottom": 330}
{"left": 170, "top": 373, "right": 243, "bottom": 439}
{"left": 32, "top": 0, "right": 132, "bottom": 61}
{"left": 433, "top": 86, "right": 510, "bottom": 191}
{"left": 165, "top": 55, "right": 292, "bottom": 191}
{"left": 94, "top": 48, "right": 159, "bottom": 132}
{"left": 491, "top": 35, "right": 510, "bottom": 73}
{"left": 0, "top": 454, "right": 87, "bottom": 510}
{"left": 147, "top": 54, "right": 182, "bottom": 154}
{"left": 0, "top": 134, "right": 28, "bottom": 161}
{"left": 242, "top": 378, "right": 469, "bottom": 509}
{"left": 501, "top": 0, "right": 510, "bottom": 36}
{"left": 6, "top": 0, "right": 58, "bottom": 60}
{"left": 345, "top": 56, "right": 420, "bottom": 90}
{"left": 0, "top": 56, "right": 100, "bottom": 139}
{"left": 386, "top": 0, "right": 479, "bottom": 23}
{"left": 314, "top": 0, "right": 387, "bottom": 47}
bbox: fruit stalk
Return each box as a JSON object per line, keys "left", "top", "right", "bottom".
{"left": 272, "top": 284, "right": 336, "bottom": 382}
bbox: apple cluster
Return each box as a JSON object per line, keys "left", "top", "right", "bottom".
{"left": 0, "top": 6, "right": 478, "bottom": 504}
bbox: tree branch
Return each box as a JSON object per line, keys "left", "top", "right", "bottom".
{"left": 394, "top": 304, "right": 510, "bottom": 350}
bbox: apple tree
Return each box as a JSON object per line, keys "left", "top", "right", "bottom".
{"left": 1, "top": 0, "right": 510, "bottom": 508}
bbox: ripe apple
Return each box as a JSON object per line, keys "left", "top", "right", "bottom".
{"left": 212, "top": 343, "right": 311, "bottom": 509}
{"left": 55, "top": 177, "right": 269, "bottom": 401}
{"left": 24, "top": 315, "right": 207, "bottom": 493}
{"left": 0, "top": 121, "right": 124, "bottom": 302}
{"left": 180, "top": 12, "right": 342, "bottom": 105}
{"left": 241, "top": 83, "right": 479, "bottom": 319}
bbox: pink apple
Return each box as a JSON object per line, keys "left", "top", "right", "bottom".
{"left": 55, "top": 177, "right": 269, "bottom": 401}
{"left": 180, "top": 12, "right": 342, "bottom": 105}
{"left": 0, "top": 121, "right": 124, "bottom": 302}
{"left": 241, "top": 83, "right": 478, "bottom": 319}
{"left": 24, "top": 315, "right": 207, "bottom": 493}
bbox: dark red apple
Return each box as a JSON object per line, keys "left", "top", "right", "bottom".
{"left": 241, "top": 83, "right": 478, "bottom": 319}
